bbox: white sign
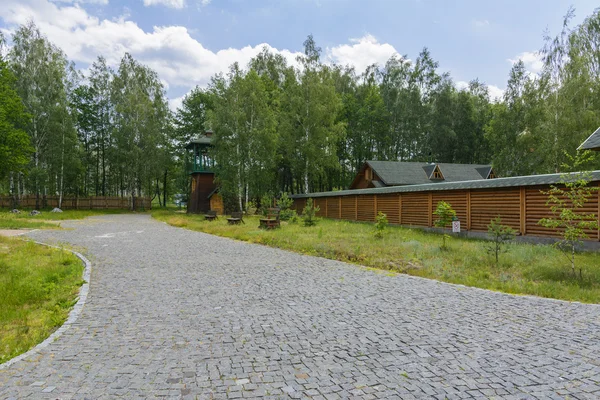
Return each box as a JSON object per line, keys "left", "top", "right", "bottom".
{"left": 452, "top": 220, "right": 460, "bottom": 233}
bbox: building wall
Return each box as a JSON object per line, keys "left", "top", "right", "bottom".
{"left": 292, "top": 183, "right": 600, "bottom": 241}
{"left": 210, "top": 194, "right": 224, "bottom": 215}
{"left": 188, "top": 173, "right": 216, "bottom": 213}
{"left": 351, "top": 168, "right": 382, "bottom": 189}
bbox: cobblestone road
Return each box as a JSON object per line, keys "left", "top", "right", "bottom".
{"left": 1, "top": 214, "right": 600, "bottom": 399}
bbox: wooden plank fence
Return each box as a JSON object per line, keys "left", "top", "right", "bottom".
{"left": 292, "top": 183, "right": 600, "bottom": 241}
{"left": 0, "top": 195, "right": 152, "bottom": 210}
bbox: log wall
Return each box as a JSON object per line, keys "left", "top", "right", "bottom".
{"left": 292, "top": 183, "right": 600, "bottom": 241}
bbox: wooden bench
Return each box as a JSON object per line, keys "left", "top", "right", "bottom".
{"left": 204, "top": 210, "right": 217, "bottom": 221}
{"left": 259, "top": 208, "right": 280, "bottom": 229}
{"left": 227, "top": 211, "right": 244, "bottom": 225}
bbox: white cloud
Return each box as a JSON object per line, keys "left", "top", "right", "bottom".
{"left": 200, "top": 0, "right": 211, "bottom": 5}
{"left": 168, "top": 95, "right": 185, "bottom": 112}
{"left": 50, "top": 0, "right": 108, "bottom": 4}
{"left": 487, "top": 84, "right": 504, "bottom": 102}
{"left": 143, "top": 0, "right": 185, "bottom": 9}
{"left": 0, "top": 1, "right": 400, "bottom": 108}
{"left": 326, "top": 34, "right": 398, "bottom": 72}
{"left": 508, "top": 51, "right": 544, "bottom": 75}
{"left": 472, "top": 19, "right": 490, "bottom": 28}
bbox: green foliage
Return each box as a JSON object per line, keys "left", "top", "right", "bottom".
{"left": 374, "top": 211, "right": 388, "bottom": 239}
{"left": 538, "top": 152, "right": 600, "bottom": 278}
{"left": 433, "top": 201, "right": 456, "bottom": 249}
{"left": 486, "top": 216, "right": 517, "bottom": 268}
{"left": 302, "top": 198, "right": 320, "bottom": 227}
{"left": 277, "top": 192, "right": 295, "bottom": 221}
{"left": 0, "top": 50, "right": 32, "bottom": 181}
{"left": 260, "top": 193, "right": 273, "bottom": 216}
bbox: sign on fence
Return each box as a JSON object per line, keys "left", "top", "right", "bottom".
{"left": 452, "top": 220, "right": 461, "bottom": 233}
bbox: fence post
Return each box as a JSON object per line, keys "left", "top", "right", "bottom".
{"left": 466, "top": 190, "right": 472, "bottom": 230}
{"left": 597, "top": 182, "right": 600, "bottom": 241}
{"left": 338, "top": 197, "right": 342, "bottom": 219}
{"left": 398, "top": 194, "right": 402, "bottom": 225}
{"left": 428, "top": 193, "right": 433, "bottom": 227}
{"left": 520, "top": 187, "right": 526, "bottom": 236}
{"left": 355, "top": 196, "right": 358, "bottom": 221}
{"left": 325, "top": 197, "right": 328, "bottom": 218}
{"left": 373, "top": 195, "right": 377, "bottom": 221}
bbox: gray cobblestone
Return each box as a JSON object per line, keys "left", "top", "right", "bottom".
{"left": 0, "top": 214, "right": 599, "bottom": 399}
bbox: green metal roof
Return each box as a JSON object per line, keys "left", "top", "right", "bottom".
{"left": 366, "top": 161, "right": 492, "bottom": 185}
{"left": 578, "top": 127, "right": 600, "bottom": 151}
{"left": 185, "top": 136, "right": 213, "bottom": 149}
{"left": 291, "top": 170, "right": 600, "bottom": 198}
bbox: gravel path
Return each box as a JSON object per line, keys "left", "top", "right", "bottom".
{"left": 1, "top": 214, "right": 600, "bottom": 399}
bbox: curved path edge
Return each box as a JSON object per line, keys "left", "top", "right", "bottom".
{"left": 0, "top": 239, "right": 92, "bottom": 370}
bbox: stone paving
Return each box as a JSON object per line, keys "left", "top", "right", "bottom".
{"left": 1, "top": 214, "right": 600, "bottom": 399}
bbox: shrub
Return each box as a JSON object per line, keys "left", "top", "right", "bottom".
{"left": 260, "top": 193, "right": 273, "bottom": 216}
{"left": 374, "top": 211, "right": 388, "bottom": 239}
{"left": 302, "top": 198, "right": 320, "bottom": 227}
{"left": 433, "top": 201, "right": 456, "bottom": 249}
{"left": 277, "top": 192, "right": 295, "bottom": 221}
{"left": 538, "top": 152, "right": 600, "bottom": 278}
{"left": 486, "top": 216, "right": 516, "bottom": 268}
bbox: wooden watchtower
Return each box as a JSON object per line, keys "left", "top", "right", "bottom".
{"left": 186, "top": 131, "right": 218, "bottom": 213}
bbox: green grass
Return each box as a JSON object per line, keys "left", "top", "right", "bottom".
{"left": 0, "top": 208, "right": 131, "bottom": 230}
{"left": 0, "top": 236, "right": 84, "bottom": 364}
{"left": 152, "top": 209, "right": 600, "bottom": 303}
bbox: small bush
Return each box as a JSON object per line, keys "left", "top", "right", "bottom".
{"left": 374, "top": 211, "right": 388, "bottom": 239}
{"left": 277, "top": 192, "right": 295, "bottom": 221}
{"left": 486, "top": 216, "right": 516, "bottom": 268}
{"left": 433, "top": 201, "right": 456, "bottom": 249}
{"left": 302, "top": 198, "right": 320, "bottom": 227}
{"left": 260, "top": 193, "right": 273, "bottom": 216}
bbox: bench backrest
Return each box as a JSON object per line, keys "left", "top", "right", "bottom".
{"left": 205, "top": 210, "right": 217, "bottom": 216}
{"left": 230, "top": 211, "right": 243, "bottom": 219}
{"left": 267, "top": 208, "right": 281, "bottom": 220}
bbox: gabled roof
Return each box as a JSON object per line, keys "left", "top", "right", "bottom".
{"left": 292, "top": 170, "right": 600, "bottom": 198}
{"left": 365, "top": 161, "right": 493, "bottom": 186}
{"left": 578, "top": 127, "right": 600, "bottom": 151}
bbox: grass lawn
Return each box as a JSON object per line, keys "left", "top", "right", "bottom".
{"left": 0, "top": 208, "right": 130, "bottom": 230}
{"left": 152, "top": 209, "right": 600, "bottom": 304}
{"left": 0, "top": 236, "right": 84, "bottom": 364}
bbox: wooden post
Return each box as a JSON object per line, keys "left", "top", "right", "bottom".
{"left": 428, "top": 193, "right": 433, "bottom": 227}
{"left": 466, "top": 190, "right": 471, "bottom": 230}
{"left": 520, "top": 187, "right": 526, "bottom": 236}
{"left": 597, "top": 182, "right": 600, "bottom": 241}
{"left": 355, "top": 196, "right": 358, "bottom": 221}
{"left": 373, "top": 195, "right": 377, "bottom": 221}
{"left": 338, "top": 197, "right": 342, "bottom": 219}
{"left": 325, "top": 197, "right": 328, "bottom": 218}
{"left": 398, "top": 194, "right": 402, "bottom": 225}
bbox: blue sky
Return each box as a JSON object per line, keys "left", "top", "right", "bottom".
{"left": 1, "top": 0, "right": 598, "bottom": 108}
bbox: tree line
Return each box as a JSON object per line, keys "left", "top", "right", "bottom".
{"left": 1, "top": 9, "right": 600, "bottom": 211}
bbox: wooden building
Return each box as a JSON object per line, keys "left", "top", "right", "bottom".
{"left": 350, "top": 161, "right": 496, "bottom": 189}
{"left": 579, "top": 127, "right": 600, "bottom": 151}
{"left": 291, "top": 171, "right": 600, "bottom": 241}
{"left": 186, "top": 132, "right": 222, "bottom": 214}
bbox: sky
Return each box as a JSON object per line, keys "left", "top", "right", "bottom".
{"left": 1, "top": 0, "right": 598, "bottom": 111}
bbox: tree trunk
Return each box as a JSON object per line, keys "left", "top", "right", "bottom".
{"left": 58, "top": 127, "right": 65, "bottom": 209}
{"left": 163, "top": 169, "right": 168, "bottom": 208}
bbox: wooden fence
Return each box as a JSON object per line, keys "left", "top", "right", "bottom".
{"left": 291, "top": 182, "right": 600, "bottom": 241}
{"left": 0, "top": 195, "right": 152, "bottom": 210}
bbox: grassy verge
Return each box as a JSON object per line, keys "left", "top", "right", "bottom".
{"left": 0, "top": 236, "right": 84, "bottom": 364}
{"left": 152, "top": 209, "right": 600, "bottom": 303}
{"left": 0, "top": 209, "right": 130, "bottom": 230}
